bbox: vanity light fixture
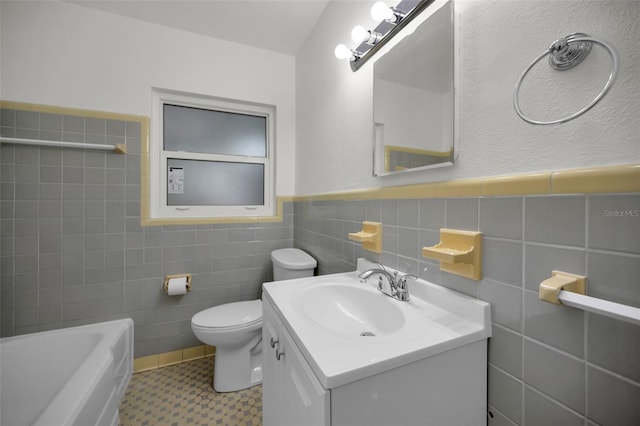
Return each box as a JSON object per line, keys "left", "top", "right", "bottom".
{"left": 335, "top": 0, "right": 437, "bottom": 71}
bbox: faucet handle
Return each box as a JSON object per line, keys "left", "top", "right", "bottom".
{"left": 396, "top": 274, "right": 416, "bottom": 301}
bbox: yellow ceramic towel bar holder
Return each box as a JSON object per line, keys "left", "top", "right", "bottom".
{"left": 348, "top": 221, "right": 382, "bottom": 253}
{"left": 539, "top": 270, "right": 586, "bottom": 304}
{"left": 422, "top": 229, "right": 483, "bottom": 280}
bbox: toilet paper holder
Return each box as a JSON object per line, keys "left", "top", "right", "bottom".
{"left": 163, "top": 273, "right": 192, "bottom": 294}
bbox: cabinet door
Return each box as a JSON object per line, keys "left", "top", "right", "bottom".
{"left": 262, "top": 300, "right": 283, "bottom": 426}
{"left": 281, "top": 327, "right": 329, "bottom": 426}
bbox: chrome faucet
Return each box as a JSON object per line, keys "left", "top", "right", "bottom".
{"left": 359, "top": 264, "right": 416, "bottom": 301}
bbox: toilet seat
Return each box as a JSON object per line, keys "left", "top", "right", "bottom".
{"left": 192, "top": 300, "right": 262, "bottom": 330}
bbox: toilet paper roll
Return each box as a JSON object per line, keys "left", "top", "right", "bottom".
{"left": 166, "top": 276, "right": 188, "bottom": 296}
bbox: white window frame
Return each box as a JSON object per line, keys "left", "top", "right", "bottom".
{"left": 150, "top": 88, "right": 275, "bottom": 219}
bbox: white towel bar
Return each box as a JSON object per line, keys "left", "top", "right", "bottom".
{"left": 539, "top": 271, "right": 640, "bottom": 326}
{"left": 557, "top": 290, "right": 640, "bottom": 326}
{"left": 0, "top": 136, "right": 126, "bottom": 154}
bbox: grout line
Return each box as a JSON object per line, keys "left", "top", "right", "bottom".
{"left": 586, "top": 247, "right": 640, "bottom": 258}
{"left": 520, "top": 195, "right": 527, "bottom": 423}
{"left": 587, "top": 362, "right": 640, "bottom": 388}
{"left": 524, "top": 383, "right": 587, "bottom": 421}
{"left": 489, "top": 362, "right": 524, "bottom": 384}
{"left": 584, "top": 194, "right": 590, "bottom": 419}
{"left": 523, "top": 335, "right": 586, "bottom": 363}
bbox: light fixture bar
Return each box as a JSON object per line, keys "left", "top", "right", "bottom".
{"left": 350, "top": 0, "right": 437, "bottom": 72}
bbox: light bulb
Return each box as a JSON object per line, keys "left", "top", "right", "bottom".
{"left": 370, "top": 1, "right": 394, "bottom": 21}
{"left": 334, "top": 44, "right": 353, "bottom": 60}
{"left": 351, "top": 26, "right": 369, "bottom": 43}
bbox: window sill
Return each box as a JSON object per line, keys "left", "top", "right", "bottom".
{"left": 140, "top": 196, "right": 291, "bottom": 226}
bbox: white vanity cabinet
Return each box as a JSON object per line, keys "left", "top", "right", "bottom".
{"left": 262, "top": 264, "right": 491, "bottom": 426}
{"left": 262, "top": 297, "right": 329, "bottom": 426}
{"left": 263, "top": 294, "right": 487, "bottom": 426}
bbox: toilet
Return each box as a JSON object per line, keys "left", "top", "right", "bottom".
{"left": 191, "top": 248, "right": 316, "bottom": 392}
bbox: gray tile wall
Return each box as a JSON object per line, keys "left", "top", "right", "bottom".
{"left": 0, "top": 107, "right": 293, "bottom": 357}
{"left": 294, "top": 193, "right": 640, "bottom": 426}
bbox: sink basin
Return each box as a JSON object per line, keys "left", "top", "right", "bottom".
{"left": 297, "top": 283, "right": 405, "bottom": 337}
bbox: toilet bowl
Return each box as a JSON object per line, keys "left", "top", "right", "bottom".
{"left": 191, "top": 300, "right": 263, "bottom": 392}
{"left": 191, "top": 248, "right": 316, "bottom": 392}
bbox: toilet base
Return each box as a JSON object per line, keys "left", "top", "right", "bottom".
{"left": 212, "top": 341, "right": 263, "bottom": 392}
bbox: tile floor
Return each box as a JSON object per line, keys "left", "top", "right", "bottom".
{"left": 119, "top": 357, "right": 262, "bottom": 426}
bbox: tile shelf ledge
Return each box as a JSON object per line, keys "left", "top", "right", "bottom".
{"left": 291, "top": 163, "right": 640, "bottom": 201}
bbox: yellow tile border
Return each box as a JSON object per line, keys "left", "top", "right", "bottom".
{"left": 293, "top": 163, "right": 640, "bottom": 202}
{"left": 379, "top": 182, "right": 437, "bottom": 199}
{"left": 551, "top": 164, "right": 640, "bottom": 194}
{"left": 0, "top": 100, "right": 148, "bottom": 122}
{"left": 133, "top": 345, "right": 215, "bottom": 373}
{"left": 436, "top": 178, "right": 483, "bottom": 197}
{"left": 287, "top": 188, "right": 381, "bottom": 202}
{"left": 482, "top": 172, "right": 551, "bottom": 196}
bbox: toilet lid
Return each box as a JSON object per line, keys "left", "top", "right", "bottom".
{"left": 192, "top": 300, "right": 262, "bottom": 329}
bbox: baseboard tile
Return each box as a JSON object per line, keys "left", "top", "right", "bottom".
{"left": 134, "top": 345, "right": 216, "bottom": 373}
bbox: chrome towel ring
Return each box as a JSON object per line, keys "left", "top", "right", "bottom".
{"left": 513, "top": 33, "right": 619, "bottom": 125}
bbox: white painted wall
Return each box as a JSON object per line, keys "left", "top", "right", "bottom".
{"left": 0, "top": 0, "right": 297, "bottom": 194}
{"left": 296, "top": 0, "right": 640, "bottom": 195}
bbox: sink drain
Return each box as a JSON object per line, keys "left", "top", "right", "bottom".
{"left": 360, "top": 331, "right": 376, "bottom": 337}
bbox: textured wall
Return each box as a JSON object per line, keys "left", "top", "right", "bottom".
{"left": 295, "top": 0, "right": 640, "bottom": 194}
{"left": 294, "top": 193, "right": 640, "bottom": 425}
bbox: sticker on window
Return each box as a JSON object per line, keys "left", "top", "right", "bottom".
{"left": 168, "top": 167, "right": 184, "bottom": 194}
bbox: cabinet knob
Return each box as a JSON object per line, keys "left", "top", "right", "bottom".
{"left": 275, "top": 348, "right": 285, "bottom": 361}
{"left": 270, "top": 337, "right": 279, "bottom": 348}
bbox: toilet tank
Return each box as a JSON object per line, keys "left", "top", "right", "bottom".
{"left": 271, "top": 248, "right": 317, "bottom": 281}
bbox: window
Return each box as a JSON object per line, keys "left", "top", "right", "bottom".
{"left": 150, "top": 89, "right": 275, "bottom": 219}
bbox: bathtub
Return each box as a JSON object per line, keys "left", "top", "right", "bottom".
{"left": 0, "top": 319, "right": 133, "bottom": 426}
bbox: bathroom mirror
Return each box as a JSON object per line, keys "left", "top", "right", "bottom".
{"left": 373, "top": 0, "right": 454, "bottom": 176}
